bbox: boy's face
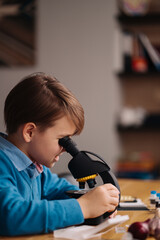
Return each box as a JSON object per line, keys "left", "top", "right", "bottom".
{"left": 26, "top": 115, "right": 76, "bottom": 168}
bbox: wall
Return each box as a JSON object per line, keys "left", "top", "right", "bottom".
{"left": 0, "top": 0, "right": 121, "bottom": 174}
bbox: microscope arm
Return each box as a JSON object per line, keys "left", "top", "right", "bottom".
{"left": 68, "top": 151, "right": 120, "bottom": 191}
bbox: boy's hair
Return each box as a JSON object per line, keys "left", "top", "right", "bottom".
{"left": 4, "top": 73, "right": 84, "bottom": 135}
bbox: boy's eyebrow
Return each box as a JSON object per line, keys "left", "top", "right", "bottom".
{"left": 58, "top": 131, "right": 76, "bottom": 139}
{"left": 58, "top": 134, "right": 69, "bottom": 139}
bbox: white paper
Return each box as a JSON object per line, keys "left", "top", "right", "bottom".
{"left": 119, "top": 198, "right": 147, "bottom": 208}
{"left": 54, "top": 215, "right": 129, "bottom": 240}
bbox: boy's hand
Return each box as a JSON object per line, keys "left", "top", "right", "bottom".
{"left": 77, "top": 183, "right": 119, "bottom": 219}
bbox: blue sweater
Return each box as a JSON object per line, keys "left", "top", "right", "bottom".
{"left": 0, "top": 133, "right": 84, "bottom": 236}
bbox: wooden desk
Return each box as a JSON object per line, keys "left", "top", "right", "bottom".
{"left": 0, "top": 179, "right": 159, "bottom": 240}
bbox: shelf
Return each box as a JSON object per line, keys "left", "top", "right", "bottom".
{"left": 117, "top": 125, "right": 160, "bottom": 132}
{"left": 116, "top": 171, "right": 157, "bottom": 179}
{"left": 117, "top": 71, "right": 160, "bottom": 78}
{"left": 117, "top": 114, "right": 160, "bottom": 132}
{"left": 117, "top": 13, "right": 160, "bottom": 25}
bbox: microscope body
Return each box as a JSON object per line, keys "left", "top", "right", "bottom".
{"left": 59, "top": 137, "right": 120, "bottom": 225}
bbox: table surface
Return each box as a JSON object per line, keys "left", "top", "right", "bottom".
{"left": 0, "top": 178, "right": 160, "bottom": 240}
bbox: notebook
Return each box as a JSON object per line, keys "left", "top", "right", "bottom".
{"left": 54, "top": 215, "right": 129, "bottom": 240}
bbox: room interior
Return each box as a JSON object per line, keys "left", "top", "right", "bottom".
{"left": 0, "top": 0, "right": 160, "bottom": 180}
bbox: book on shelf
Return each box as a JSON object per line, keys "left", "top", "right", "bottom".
{"left": 115, "top": 29, "right": 160, "bottom": 73}
{"left": 139, "top": 33, "right": 160, "bottom": 71}
{"left": 115, "top": 30, "right": 148, "bottom": 73}
{"left": 114, "top": 29, "right": 132, "bottom": 72}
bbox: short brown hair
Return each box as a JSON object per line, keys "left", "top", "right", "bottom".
{"left": 4, "top": 73, "right": 84, "bottom": 134}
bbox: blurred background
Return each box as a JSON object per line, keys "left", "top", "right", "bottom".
{"left": 0, "top": 0, "right": 160, "bottom": 180}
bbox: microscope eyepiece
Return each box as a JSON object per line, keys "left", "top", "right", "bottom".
{"left": 59, "top": 136, "right": 80, "bottom": 157}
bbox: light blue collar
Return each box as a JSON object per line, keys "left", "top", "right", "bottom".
{"left": 0, "top": 132, "right": 40, "bottom": 178}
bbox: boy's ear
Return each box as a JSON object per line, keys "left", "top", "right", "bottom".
{"left": 22, "top": 122, "right": 37, "bottom": 142}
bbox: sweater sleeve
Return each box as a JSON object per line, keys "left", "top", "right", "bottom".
{"left": 41, "top": 167, "right": 79, "bottom": 200}
{"left": 0, "top": 152, "right": 84, "bottom": 236}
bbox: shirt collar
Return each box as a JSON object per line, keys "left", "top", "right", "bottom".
{"left": 0, "top": 133, "right": 43, "bottom": 176}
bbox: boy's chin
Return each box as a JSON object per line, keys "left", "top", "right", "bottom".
{"left": 43, "top": 161, "right": 56, "bottom": 169}
{"left": 51, "top": 162, "right": 56, "bottom": 168}
{"left": 49, "top": 162, "right": 56, "bottom": 168}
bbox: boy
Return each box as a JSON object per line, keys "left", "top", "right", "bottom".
{"left": 0, "top": 73, "right": 119, "bottom": 236}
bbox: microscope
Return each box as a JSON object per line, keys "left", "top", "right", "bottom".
{"left": 59, "top": 136, "right": 120, "bottom": 225}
